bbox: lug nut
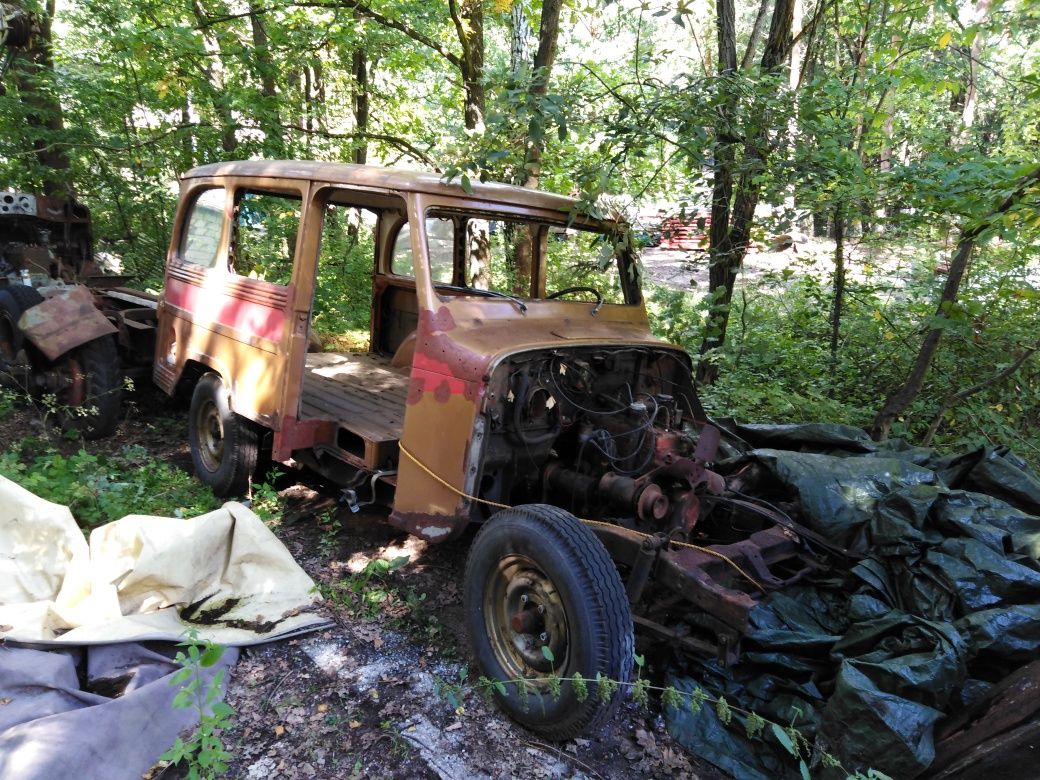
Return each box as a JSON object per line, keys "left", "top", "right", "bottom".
{"left": 520, "top": 594, "right": 528, "bottom": 604}
{"left": 539, "top": 632, "right": 548, "bottom": 642}
{"left": 537, "top": 605, "right": 545, "bottom": 614}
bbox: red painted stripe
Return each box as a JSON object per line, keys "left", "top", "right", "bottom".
{"left": 165, "top": 276, "right": 287, "bottom": 343}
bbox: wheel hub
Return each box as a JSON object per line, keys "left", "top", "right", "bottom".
{"left": 195, "top": 399, "right": 225, "bottom": 471}
{"left": 486, "top": 556, "right": 570, "bottom": 678}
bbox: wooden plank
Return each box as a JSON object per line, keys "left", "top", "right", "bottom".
{"left": 300, "top": 352, "right": 409, "bottom": 444}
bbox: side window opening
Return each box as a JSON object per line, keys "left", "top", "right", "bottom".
{"left": 231, "top": 190, "right": 301, "bottom": 285}
{"left": 179, "top": 188, "right": 225, "bottom": 268}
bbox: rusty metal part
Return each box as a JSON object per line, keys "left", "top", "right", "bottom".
{"left": 271, "top": 414, "right": 337, "bottom": 462}
{"left": 387, "top": 509, "right": 467, "bottom": 543}
{"left": 692, "top": 424, "right": 720, "bottom": 463}
{"left": 588, "top": 520, "right": 820, "bottom": 661}
{"left": 544, "top": 464, "right": 672, "bottom": 523}
{"left": 626, "top": 532, "right": 668, "bottom": 605}
{"left": 632, "top": 614, "right": 738, "bottom": 665}
{"left": 678, "top": 493, "right": 701, "bottom": 533}
{"left": 19, "top": 286, "right": 116, "bottom": 361}
{"left": 653, "top": 429, "right": 685, "bottom": 466}
{"left": 655, "top": 526, "right": 818, "bottom": 635}
{"left": 709, "top": 495, "right": 851, "bottom": 559}
{"left": 637, "top": 483, "right": 669, "bottom": 522}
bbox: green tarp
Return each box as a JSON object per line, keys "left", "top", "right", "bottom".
{"left": 665, "top": 426, "right": 1040, "bottom": 779}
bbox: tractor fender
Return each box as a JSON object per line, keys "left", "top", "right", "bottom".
{"left": 18, "top": 285, "right": 117, "bottom": 361}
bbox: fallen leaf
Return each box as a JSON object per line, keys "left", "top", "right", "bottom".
{"left": 348, "top": 720, "right": 361, "bottom": 729}
{"left": 0, "top": 698, "right": 10, "bottom": 706}
{"left": 274, "top": 725, "right": 285, "bottom": 737}
{"left": 317, "top": 703, "right": 328, "bottom": 713}
{"left": 445, "top": 721, "right": 463, "bottom": 732}
{"left": 372, "top": 636, "right": 384, "bottom": 649}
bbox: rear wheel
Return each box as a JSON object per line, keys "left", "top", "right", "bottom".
{"left": 464, "top": 504, "right": 633, "bottom": 739}
{"left": 188, "top": 372, "right": 259, "bottom": 497}
{"left": 52, "top": 336, "right": 122, "bottom": 439}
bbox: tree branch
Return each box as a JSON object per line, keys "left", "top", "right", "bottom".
{"left": 921, "top": 345, "right": 1039, "bottom": 446}
{"left": 195, "top": 1, "right": 463, "bottom": 68}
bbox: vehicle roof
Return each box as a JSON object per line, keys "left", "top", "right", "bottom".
{"left": 183, "top": 160, "right": 582, "bottom": 216}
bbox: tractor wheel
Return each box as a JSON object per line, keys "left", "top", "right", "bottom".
{"left": 0, "top": 284, "right": 43, "bottom": 362}
{"left": 188, "top": 372, "right": 259, "bottom": 497}
{"left": 52, "top": 336, "right": 122, "bottom": 439}
{"left": 464, "top": 504, "right": 633, "bottom": 739}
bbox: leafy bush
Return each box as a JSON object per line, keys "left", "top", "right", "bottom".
{"left": 645, "top": 241, "right": 1040, "bottom": 470}
{"left": 0, "top": 441, "right": 220, "bottom": 529}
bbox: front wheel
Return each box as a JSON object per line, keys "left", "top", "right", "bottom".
{"left": 464, "top": 504, "right": 633, "bottom": 739}
{"left": 188, "top": 372, "right": 259, "bottom": 497}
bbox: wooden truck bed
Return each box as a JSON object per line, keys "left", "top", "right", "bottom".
{"left": 300, "top": 352, "right": 409, "bottom": 467}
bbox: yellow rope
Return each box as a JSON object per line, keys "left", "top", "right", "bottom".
{"left": 398, "top": 443, "right": 767, "bottom": 594}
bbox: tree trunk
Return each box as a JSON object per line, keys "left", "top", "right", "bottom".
{"left": 248, "top": 1, "right": 283, "bottom": 155}
{"left": 191, "top": 0, "right": 239, "bottom": 155}
{"left": 830, "top": 206, "right": 845, "bottom": 360}
{"left": 697, "top": 0, "right": 795, "bottom": 384}
{"left": 510, "top": 1, "right": 533, "bottom": 77}
{"left": 456, "top": 0, "right": 485, "bottom": 131}
{"left": 448, "top": 0, "right": 489, "bottom": 287}
{"left": 958, "top": 0, "right": 993, "bottom": 144}
{"left": 739, "top": 0, "right": 771, "bottom": 70}
{"left": 11, "top": 0, "right": 71, "bottom": 194}
{"left": 870, "top": 165, "right": 1040, "bottom": 441}
{"left": 520, "top": 0, "right": 561, "bottom": 190}
{"left": 511, "top": 0, "right": 562, "bottom": 295}
{"left": 352, "top": 48, "right": 369, "bottom": 165}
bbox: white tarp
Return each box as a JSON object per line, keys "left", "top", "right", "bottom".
{"left": 0, "top": 475, "right": 329, "bottom": 644}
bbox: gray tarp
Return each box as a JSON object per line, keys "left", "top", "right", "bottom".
{"left": 0, "top": 643, "right": 238, "bottom": 780}
{"left": 665, "top": 425, "right": 1040, "bottom": 779}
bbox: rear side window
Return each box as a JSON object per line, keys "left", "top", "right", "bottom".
{"left": 232, "top": 191, "right": 302, "bottom": 286}
{"left": 179, "top": 188, "right": 225, "bottom": 268}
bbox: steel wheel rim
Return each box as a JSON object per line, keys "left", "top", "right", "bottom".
{"left": 194, "top": 398, "right": 225, "bottom": 472}
{"left": 484, "top": 553, "right": 570, "bottom": 683}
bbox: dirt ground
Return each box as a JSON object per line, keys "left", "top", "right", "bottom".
{"left": 0, "top": 389, "right": 724, "bottom": 780}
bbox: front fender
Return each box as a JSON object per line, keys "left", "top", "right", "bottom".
{"left": 19, "top": 286, "right": 117, "bottom": 361}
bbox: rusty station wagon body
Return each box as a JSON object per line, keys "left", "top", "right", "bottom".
{"left": 154, "top": 160, "right": 817, "bottom": 736}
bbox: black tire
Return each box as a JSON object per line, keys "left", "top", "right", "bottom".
{"left": 0, "top": 285, "right": 43, "bottom": 361}
{"left": 188, "top": 372, "right": 259, "bottom": 497}
{"left": 464, "top": 504, "right": 634, "bottom": 739}
{"left": 54, "top": 336, "right": 122, "bottom": 439}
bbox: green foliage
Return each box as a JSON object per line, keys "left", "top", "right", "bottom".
{"left": 161, "top": 630, "right": 234, "bottom": 779}
{"left": 594, "top": 671, "right": 617, "bottom": 704}
{"left": 0, "top": 440, "right": 220, "bottom": 528}
{"left": 0, "top": 389, "right": 15, "bottom": 420}
{"left": 248, "top": 468, "right": 286, "bottom": 522}
{"left": 317, "top": 555, "right": 411, "bottom": 619}
{"left": 432, "top": 667, "right": 469, "bottom": 711}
